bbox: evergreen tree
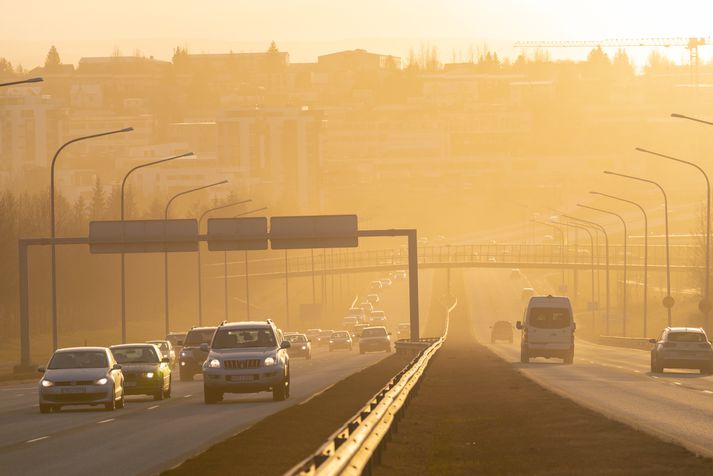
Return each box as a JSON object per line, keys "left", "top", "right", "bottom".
{"left": 45, "top": 45, "right": 61, "bottom": 68}
{"left": 89, "top": 176, "right": 106, "bottom": 219}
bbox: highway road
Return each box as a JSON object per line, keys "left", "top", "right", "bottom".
{"left": 466, "top": 268, "right": 713, "bottom": 459}
{"left": 0, "top": 271, "right": 432, "bottom": 476}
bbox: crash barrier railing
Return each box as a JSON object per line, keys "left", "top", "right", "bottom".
{"left": 287, "top": 298, "right": 456, "bottom": 476}
{"left": 597, "top": 335, "right": 654, "bottom": 351}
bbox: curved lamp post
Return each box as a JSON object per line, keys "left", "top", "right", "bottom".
{"left": 0, "top": 77, "right": 43, "bottom": 87}
{"left": 50, "top": 126, "right": 134, "bottom": 350}
{"left": 636, "top": 146, "right": 711, "bottom": 332}
{"left": 164, "top": 180, "right": 228, "bottom": 335}
{"left": 119, "top": 151, "right": 194, "bottom": 343}
{"left": 590, "top": 191, "right": 649, "bottom": 337}
{"left": 197, "top": 199, "right": 252, "bottom": 324}
{"left": 605, "top": 170, "right": 673, "bottom": 326}
{"left": 578, "top": 204, "right": 628, "bottom": 336}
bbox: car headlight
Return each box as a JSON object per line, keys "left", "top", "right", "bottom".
{"left": 180, "top": 351, "right": 190, "bottom": 357}
{"left": 301, "top": 345, "right": 307, "bottom": 350}
{"left": 329, "top": 340, "right": 334, "bottom": 344}
{"left": 144, "top": 372, "right": 154, "bottom": 379}
{"left": 94, "top": 377, "right": 109, "bottom": 385}
{"left": 208, "top": 359, "right": 221, "bottom": 368}
{"left": 264, "top": 356, "right": 276, "bottom": 366}
{"left": 41, "top": 379, "right": 54, "bottom": 388}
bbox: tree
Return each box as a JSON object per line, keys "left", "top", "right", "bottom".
{"left": 613, "top": 49, "right": 635, "bottom": 78}
{"left": 45, "top": 45, "right": 61, "bottom": 68}
{"left": 89, "top": 176, "right": 106, "bottom": 219}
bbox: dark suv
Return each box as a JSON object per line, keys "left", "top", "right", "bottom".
{"left": 179, "top": 327, "right": 217, "bottom": 381}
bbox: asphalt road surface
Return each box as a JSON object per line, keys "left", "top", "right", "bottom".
{"left": 466, "top": 268, "right": 713, "bottom": 459}
{"left": 0, "top": 271, "right": 432, "bottom": 476}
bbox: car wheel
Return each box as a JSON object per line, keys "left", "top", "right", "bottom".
{"left": 39, "top": 404, "right": 51, "bottom": 414}
{"left": 180, "top": 371, "right": 193, "bottom": 382}
{"left": 104, "top": 388, "right": 116, "bottom": 411}
{"left": 116, "top": 390, "right": 125, "bottom": 409}
{"left": 520, "top": 349, "right": 529, "bottom": 363}
{"left": 204, "top": 385, "right": 219, "bottom": 404}
{"left": 154, "top": 386, "right": 165, "bottom": 401}
{"left": 563, "top": 352, "right": 574, "bottom": 365}
{"left": 273, "top": 381, "right": 288, "bottom": 401}
{"left": 651, "top": 354, "right": 664, "bottom": 373}
{"left": 166, "top": 378, "right": 172, "bottom": 398}
{"left": 700, "top": 364, "right": 713, "bottom": 375}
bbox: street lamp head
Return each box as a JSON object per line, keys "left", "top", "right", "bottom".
{"left": 26, "top": 77, "right": 43, "bottom": 83}
{"left": 670, "top": 113, "right": 686, "bottom": 119}
{"left": 120, "top": 127, "right": 134, "bottom": 133}
{"left": 178, "top": 151, "right": 195, "bottom": 159}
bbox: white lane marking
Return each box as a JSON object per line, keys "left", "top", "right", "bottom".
{"left": 633, "top": 370, "right": 641, "bottom": 373}
{"left": 703, "top": 390, "right": 713, "bottom": 394}
{"left": 673, "top": 382, "right": 682, "bottom": 386}
{"left": 651, "top": 376, "right": 659, "bottom": 379}
{"left": 26, "top": 436, "right": 49, "bottom": 444}
{"left": 97, "top": 418, "right": 114, "bottom": 424}
{"left": 147, "top": 405, "right": 159, "bottom": 410}
{"left": 183, "top": 394, "right": 192, "bottom": 398}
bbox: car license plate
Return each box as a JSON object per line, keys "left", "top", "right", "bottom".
{"left": 61, "top": 387, "right": 85, "bottom": 393}
{"left": 229, "top": 375, "right": 254, "bottom": 382}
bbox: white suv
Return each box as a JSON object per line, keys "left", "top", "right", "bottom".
{"left": 516, "top": 295, "right": 575, "bottom": 364}
{"left": 201, "top": 320, "right": 291, "bottom": 403}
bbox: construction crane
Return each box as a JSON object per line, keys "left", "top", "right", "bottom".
{"left": 514, "top": 37, "right": 709, "bottom": 85}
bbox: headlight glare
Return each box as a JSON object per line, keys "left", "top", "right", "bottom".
{"left": 41, "top": 379, "right": 54, "bottom": 387}
{"left": 264, "top": 356, "right": 276, "bottom": 366}
{"left": 301, "top": 345, "right": 307, "bottom": 350}
{"left": 94, "top": 377, "right": 109, "bottom": 385}
{"left": 208, "top": 359, "right": 221, "bottom": 368}
{"left": 145, "top": 372, "right": 154, "bottom": 379}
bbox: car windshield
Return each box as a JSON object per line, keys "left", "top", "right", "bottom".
{"left": 371, "top": 311, "right": 385, "bottom": 318}
{"left": 286, "top": 334, "right": 307, "bottom": 343}
{"left": 668, "top": 332, "right": 707, "bottom": 343}
{"left": 112, "top": 346, "right": 159, "bottom": 364}
{"left": 332, "top": 332, "right": 349, "bottom": 338}
{"left": 184, "top": 329, "right": 215, "bottom": 346}
{"left": 362, "top": 328, "right": 387, "bottom": 337}
{"left": 48, "top": 350, "right": 108, "bottom": 369}
{"left": 212, "top": 328, "right": 276, "bottom": 349}
{"left": 528, "top": 308, "right": 571, "bottom": 329}
{"left": 149, "top": 342, "right": 169, "bottom": 353}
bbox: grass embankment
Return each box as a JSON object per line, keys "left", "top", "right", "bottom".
{"left": 374, "top": 271, "right": 713, "bottom": 475}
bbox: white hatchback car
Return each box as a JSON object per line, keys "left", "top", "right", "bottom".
{"left": 38, "top": 347, "right": 125, "bottom": 413}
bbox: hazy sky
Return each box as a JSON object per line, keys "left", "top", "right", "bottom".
{"left": 2, "top": 1, "right": 712, "bottom": 67}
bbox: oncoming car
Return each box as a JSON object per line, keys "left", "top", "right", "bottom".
{"left": 285, "top": 333, "right": 312, "bottom": 359}
{"left": 359, "top": 326, "right": 392, "bottom": 354}
{"left": 110, "top": 344, "right": 172, "bottom": 400}
{"left": 490, "top": 321, "right": 514, "bottom": 344}
{"left": 650, "top": 327, "right": 713, "bottom": 374}
{"left": 202, "top": 320, "right": 291, "bottom": 403}
{"left": 38, "top": 347, "right": 125, "bottom": 413}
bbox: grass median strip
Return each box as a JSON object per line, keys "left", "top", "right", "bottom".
{"left": 161, "top": 353, "right": 411, "bottom": 476}
{"left": 374, "top": 292, "right": 713, "bottom": 475}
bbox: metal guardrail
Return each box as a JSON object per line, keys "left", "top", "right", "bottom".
{"left": 287, "top": 299, "right": 456, "bottom": 476}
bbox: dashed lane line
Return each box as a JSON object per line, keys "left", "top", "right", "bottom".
{"left": 26, "top": 436, "right": 49, "bottom": 444}
{"left": 97, "top": 418, "right": 114, "bottom": 424}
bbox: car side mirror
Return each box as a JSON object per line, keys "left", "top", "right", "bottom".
{"left": 200, "top": 343, "right": 209, "bottom": 352}
{"left": 161, "top": 357, "right": 170, "bottom": 363}
{"left": 516, "top": 321, "right": 523, "bottom": 330}
{"left": 37, "top": 366, "right": 45, "bottom": 373}
{"left": 112, "top": 364, "right": 122, "bottom": 371}
{"left": 648, "top": 338, "right": 657, "bottom": 344}
{"left": 280, "top": 340, "right": 291, "bottom": 349}
{"left": 572, "top": 322, "right": 577, "bottom": 331}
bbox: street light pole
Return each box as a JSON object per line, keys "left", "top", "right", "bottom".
{"left": 562, "top": 215, "right": 610, "bottom": 335}
{"left": 50, "top": 127, "right": 133, "bottom": 350}
{"left": 555, "top": 221, "right": 596, "bottom": 332}
{"left": 197, "top": 199, "right": 252, "bottom": 325}
{"left": 119, "top": 151, "right": 194, "bottom": 343}
{"left": 577, "top": 204, "right": 628, "bottom": 336}
{"left": 635, "top": 146, "right": 711, "bottom": 332}
{"left": 605, "top": 170, "right": 673, "bottom": 326}
{"left": 231, "top": 207, "right": 267, "bottom": 322}
{"left": 590, "top": 192, "right": 649, "bottom": 337}
{"left": 164, "top": 180, "right": 228, "bottom": 335}
{"left": 0, "top": 77, "right": 43, "bottom": 87}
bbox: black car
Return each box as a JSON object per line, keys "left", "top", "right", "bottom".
{"left": 490, "top": 321, "right": 513, "bottom": 343}
{"left": 110, "top": 344, "right": 172, "bottom": 400}
{"left": 179, "top": 327, "right": 217, "bottom": 381}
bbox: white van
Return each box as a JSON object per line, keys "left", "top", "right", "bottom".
{"left": 516, "top": 295, "right": 575, "bottom": 364}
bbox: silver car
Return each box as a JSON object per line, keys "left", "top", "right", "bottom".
{"left": 38, "top": 347, "right": 125, "bottom": 413}
{"left": 650, "top": 327, "right": 713, "bottom": 374}
{"left": 202, "top": 320, "right": 291, "bottom": 403}
{"left": 359, "top": 326, "right": 392, "bottom": 354}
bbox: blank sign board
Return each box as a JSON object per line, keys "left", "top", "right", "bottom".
{"left": 89, "top": 219, "right": 198, "bottom": 253}
{"left": 207, "top": 217, "right": 268, "bottom": 251}
{"left": 270, "top": 214, "right": 358, "bottom": 249}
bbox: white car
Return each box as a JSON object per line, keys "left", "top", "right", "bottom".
{"left": 38, "top": 347, "right": 125, "bottom": 413}
{"left": 369, "top": 310, "right": 387, "bottom": 324}
{"left": 516, "top": 295, "right": 575, "bottom": 364}
{"left": 359, "top": 326, "right": 392, "bottom": 353}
